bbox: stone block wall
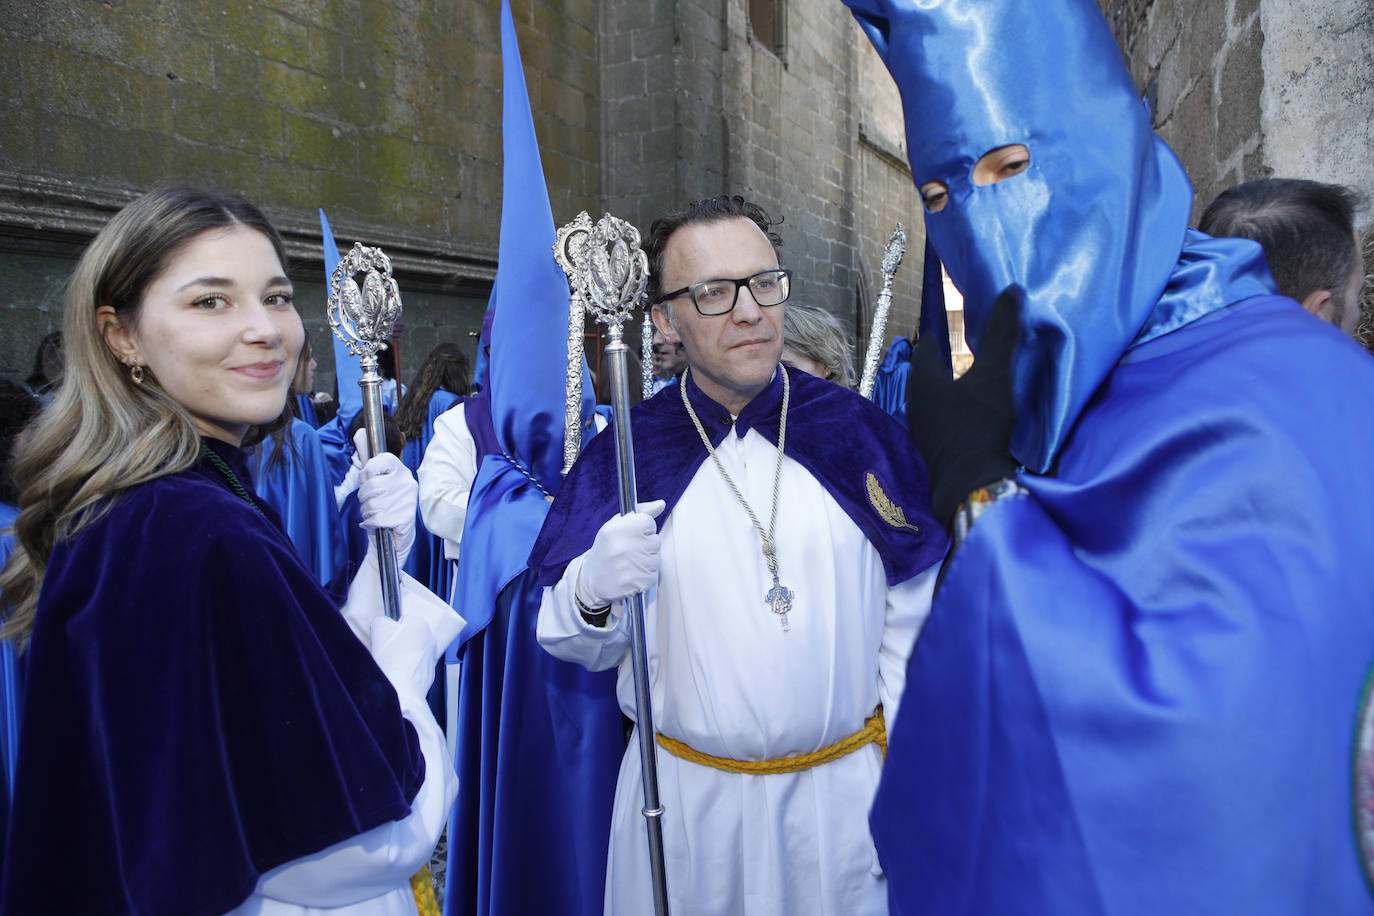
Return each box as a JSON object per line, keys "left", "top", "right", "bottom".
{"left": 721, "top": 1, "right": 925, "bottom": 362}
{"left": 599, "top": 0, "right": 924, "bottom": 378}
{"left": 2, "top": 0, "right": 927, "bottom": 389}
{"left": 0, "top": 0, "right": 602, "bottom": 390}
{"left": 1098, "top": 0, "right": 1374, "bottom": 227}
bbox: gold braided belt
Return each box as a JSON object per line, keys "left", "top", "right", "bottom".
{"left": 655, "top": 707, "right": 886, "bottom": 775}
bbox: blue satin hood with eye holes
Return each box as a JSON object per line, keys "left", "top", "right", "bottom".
{"left": 845, "top": 0, "right": 1197, "bottom": 472}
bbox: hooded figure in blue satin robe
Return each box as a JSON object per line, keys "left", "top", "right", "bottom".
{"left": 442, "top": 3, "right": 623, "bottom": 914}
{"left": 845, "top": 0, "right": 1374, "bottom": 912}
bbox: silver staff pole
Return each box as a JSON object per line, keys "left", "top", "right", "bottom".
{"left": 327, "top": 242, "right": 404, "bottom": 620}
{"left": 555, "top": 212, "right": 670, "bottom": 916}
{"left": 858, "top": 223, "right": 908, "bottom": 399}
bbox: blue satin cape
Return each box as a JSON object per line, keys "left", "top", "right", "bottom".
{"left": 872, "top": 247, "right": 1374, "bottom": 912}
{"left": 0, "top": 439, "right": 423, "bottom": 914}
{"left": 250, "top": 417, "right": 348, "bottom": 586}
{"left": 443, "top": 3, "right": 622, "bottom": 913}
{"left": 870, "top": 336, "right": 912, "bottom": 428}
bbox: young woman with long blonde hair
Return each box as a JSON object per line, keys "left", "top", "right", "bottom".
{"left": 0, "top": 185, "right": 460, "bottom": 915}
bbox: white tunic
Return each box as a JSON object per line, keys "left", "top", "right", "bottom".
{"left": 418, "top": 403, "right": 478, "bottom": 563}
{"left": 539, "top": 425, "right": 939, "bottom": 916}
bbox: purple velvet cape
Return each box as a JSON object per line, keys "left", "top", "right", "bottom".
{"left": 529, "top": 364, "right": 948, "bottom": 588}
{"left": 0, "top": 439, "right": 423, "bottom": 915}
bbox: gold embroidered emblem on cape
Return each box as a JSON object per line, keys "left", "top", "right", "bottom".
{"left": 866, "top": 472, "right": 920, "bottom": 533}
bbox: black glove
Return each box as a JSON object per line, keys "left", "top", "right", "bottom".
{"left": 906, "top": 285, "right": 1022, "bottom": 528}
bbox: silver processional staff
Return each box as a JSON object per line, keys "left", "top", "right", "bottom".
{"left": 327, "top": 242, "right": 404, "bottom": 621}
{"left": 554, "top": 211, "right": 671, "bottom": 916}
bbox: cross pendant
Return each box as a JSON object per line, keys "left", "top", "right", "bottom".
{"left": 765, "top": 581, "right": 794, "bottom": 632}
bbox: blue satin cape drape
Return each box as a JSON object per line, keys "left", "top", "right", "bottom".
{"left": 873, "top": 274, "right": 1374, "bottom": 912}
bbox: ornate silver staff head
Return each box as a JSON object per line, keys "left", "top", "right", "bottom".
{"left": 564, "top": 212, "right": 649, "bottom": 341}
{"left": 327, "top": 242, "right": 402, "bottom": 379}
{"left": 554, "top": 211, "right": 650, "bottom": 474}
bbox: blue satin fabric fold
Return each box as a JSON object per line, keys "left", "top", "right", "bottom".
{"left": 0, "top": 502, "right": 20, "bottom": 846}
{"left": 1133, "top": 228, "right": 1277, "bottom": 346}
{"left": 250, "top": 418, "right": 348, "bottom": 586}
{"left": 295, "top": 393, "right": 320, "bottom": 428}
{"left": 871, "top": 336, "right": 912, "bottom": 426}
{"left": 871, "top": 295, "right": 1374, "bottom": 914}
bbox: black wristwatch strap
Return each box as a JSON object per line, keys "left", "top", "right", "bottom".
{"left": 576, "top": 592, "right": 612, "bottom": 627}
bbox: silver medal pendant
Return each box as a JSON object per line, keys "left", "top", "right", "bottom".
{"left": 766, "top": 580, "right": 794, "bottom": 632}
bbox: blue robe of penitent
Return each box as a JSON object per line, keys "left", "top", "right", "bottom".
{"left": 878, "top": 272, "right": 1374, "bottom": 915}
{"left": 0, "top": 439, "right": 424, "bottom": 914}
{"left": 844, "top": 0, "right": 1374, "bottom": 906}
{"left": 250, "top": 417, "right": 348, "bottom": 586}
{"left": 443, "top": 3, "right": 623, "bottom": 911}
{"left": 870, "top": 336, "right": 912, "bottom": 428}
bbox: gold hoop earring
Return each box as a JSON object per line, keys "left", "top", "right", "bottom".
{"left": 130, "top": 364, "right": 144, "bottom": 384}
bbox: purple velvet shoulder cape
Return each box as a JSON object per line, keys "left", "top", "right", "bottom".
{"left": 529, "top": 364, "right": 948, "bottom": 588}
{"left": 1, "top": 439, "right": 423, "bottom": 915}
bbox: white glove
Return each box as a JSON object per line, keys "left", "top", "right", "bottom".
{"left": 355, "top": 429, "right": 418, "bottom": 569}
{"left": 574, "top": 499, "right": 666, "bottom": 609}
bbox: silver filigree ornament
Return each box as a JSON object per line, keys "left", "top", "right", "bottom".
{"left": 327, "top": 242, "right": 402, "bottom": 367}
{"left": 576, "top": 213, "right": 649, "bottom": 330}
{"left": 553, "top": 212, "right": 651, "bottom": 474}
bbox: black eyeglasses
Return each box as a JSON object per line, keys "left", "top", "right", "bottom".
{"left": 654, "top": 268, "right": 792, "bottom": 316}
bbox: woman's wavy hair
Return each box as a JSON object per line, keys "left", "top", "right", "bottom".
{"left": 394, "top": 343, "right": 471, "bottom": 440}
{"left": 0, "top": 185, "right": 289, "bottom": 647}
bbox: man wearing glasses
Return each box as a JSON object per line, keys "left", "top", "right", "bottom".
{"left": 529, "top": 195, "right": 947, "bottom": 914}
